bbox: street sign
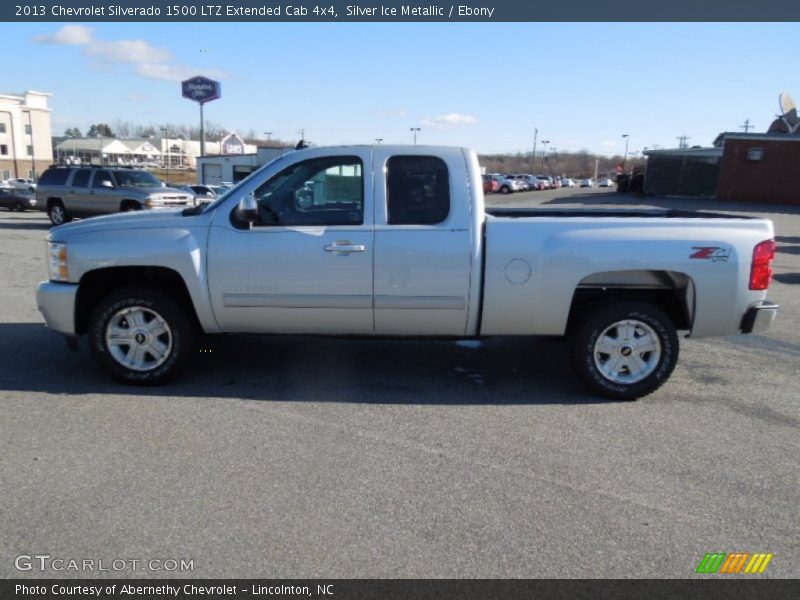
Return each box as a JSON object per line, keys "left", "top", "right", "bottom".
{"left": 181, "top": 76, "right": 221, "bottom": 104}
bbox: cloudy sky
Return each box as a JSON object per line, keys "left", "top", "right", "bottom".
{"left": 4, "top": 22, "right": 798, "bottom": 154}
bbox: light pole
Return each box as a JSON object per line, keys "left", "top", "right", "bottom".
{"left": 410, "top": 127, "right": 421, "bottom": 145}
{"left": 532, "top": 128, "right": 538, "bottom": 173}
{"left": 375, "top": 138, "right": 383, "bottom": 144}
{"left": 622, "top": 134, "right": 630, "bottom": 170}
{"left": 161, "top": 127, "right": 169, "bottom": 184}
{"left": 264, "top": 131, "right": 273, "bottom": 144}
{"left": 540, "top": 140, "right": 549, "bottom": 172}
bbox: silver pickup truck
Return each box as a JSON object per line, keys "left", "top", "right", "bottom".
{"left": 36, "top": 145, "right": 778, "bottom": 399}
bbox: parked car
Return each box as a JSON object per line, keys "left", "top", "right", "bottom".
{"left": 561, "top": 178, "right": 575, "bottom": 188}
{"left": 534, "top": 176, "right": 552, "bottom": 189}
{"left": 6, "top": 178, "right": 37, "bottom": 193}
{"left": 598, "top": 178, "right": 615, "bottom": 188}
{"left": 36, "top": 144, "right": 778, "bottom": 400}
{"left": 514, "top": 174, "right": 545, "bottom": 191}
{"left": 481, "top": 174, "right": 497, "bottom": 194}
{"left": 35, "top": 165, "right": 195, "bottom": 226}
{"left": 0, "top": 188, "right": 36, "bottom": 211}
{"left": 179, "top": 185, "right": 218, "bottom": 204}
{"left": 492, "top": 174, "right": 525, "bottom": 194}
{"left": 580, "top": 178, "right": 594, "bottom": 188}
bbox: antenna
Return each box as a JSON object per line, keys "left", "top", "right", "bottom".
{"left": 676, "top": 135, "right": 690, "bottom": 149}
{"left": 739, "top": 119, "right": 753, "bottom": 133}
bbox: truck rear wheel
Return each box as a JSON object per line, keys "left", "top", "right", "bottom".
{"left": 570, "top": 301, "right": 678, "bottom": 400}
{"left": 88, "top": 286, "right": 197, "bottom": 384}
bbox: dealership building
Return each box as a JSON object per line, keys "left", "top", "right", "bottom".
{"left": 0, "top": 90, "right": 53, "bottom": 181}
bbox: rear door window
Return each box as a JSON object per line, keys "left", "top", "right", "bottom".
{"left": 71, "top": 169, "right": 91, "bottom": 187}
{"left": 386, "top": 156, "right": 450, "bottom": 225}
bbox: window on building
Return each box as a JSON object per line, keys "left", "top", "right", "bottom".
{"left": 0, "top": 144, "right": 7, "bottom": 156}
{"left": 0, "top": 123, "right": 6, "bottom": 134}
{"left": 253, "top": 156, "right": 364, "bottom": 226}
{"left": 26, "top": 145, "right": 33, "bottom": 156}
{"left": 25, "top": 124, "right": 32, "bottom": 135}
{"left": 386, "top": 156, "right": 451, "bottom": 225}
{"left": 2, "top": 170, "right": 10, "bottom": 180}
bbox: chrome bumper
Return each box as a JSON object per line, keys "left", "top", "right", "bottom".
{"left": 741, "top": 301, "right": 779, "bottom": 334}
{"left": 36, "top": 281, "right": 78, "bottom": 336}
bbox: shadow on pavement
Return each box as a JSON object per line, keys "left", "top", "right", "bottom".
{"left": 0, "top": 322, "right": 607, "bottom": 405}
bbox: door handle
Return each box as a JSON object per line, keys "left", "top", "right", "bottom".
{"left": 324, "top": 242, "right": 366, "bottom": 254}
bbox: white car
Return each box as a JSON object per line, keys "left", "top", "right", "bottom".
{"left": 7, "top": 178, "right": 37, "bottom": 192}
{"left": 598, "top": 178, "right": 615, "bottom": 188}
{"left": 580, "top": 179, "right": 593, "bottom": 188}
{"left": 492, "top": 174, "right": 525, "bottom": 194}
{"left": 561, "top": 178, "right": 575, "bottom": 188}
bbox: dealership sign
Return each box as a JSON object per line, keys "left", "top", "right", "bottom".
{"left": 181, "top": 76, "right": 221, "bottom": 104}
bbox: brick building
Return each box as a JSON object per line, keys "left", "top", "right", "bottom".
{"left": 715, "top": 134, "right": 800, "bottom": 205}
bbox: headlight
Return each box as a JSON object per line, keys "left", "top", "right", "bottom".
{"left": 48, "top": 242, "right": 68, "bottom": 282}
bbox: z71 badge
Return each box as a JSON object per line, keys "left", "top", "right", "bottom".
{"left": 690, "top": 246, "right": 731, "bottom": 262}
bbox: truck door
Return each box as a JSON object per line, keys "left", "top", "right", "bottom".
{"left": 373, "top": 150, "right": 473, "bottom": 335}
{"left": 206, "top": 150, "right": 374, "bottom": 334}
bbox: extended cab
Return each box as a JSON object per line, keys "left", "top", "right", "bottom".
{"left": 36, "top": 146, "right": 779, "bottom": 399}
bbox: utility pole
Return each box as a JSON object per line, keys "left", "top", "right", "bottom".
{"left": 375, "top": 138, "right": 383, "bottom": 144}
{"left": 676, "top": 135, "right": 690, "bottom": 149}
{"left": 264, "top": 131, "right": 273, "bottom": 143}
{"left": 532, "top": 128, "right": 538, "bottom": 174}
{"left": 540, "top": 140, "right": 549, "bottom": 172}
{"left": 161, "top": 126, "right": 169, "bottom": 184}
{"left": 740, "top": 119, "right": 753, "bottom": 133}
{"left": 622, "top": 134, "right": 630, "bottom": 170}
{"left": 410, "top": 127, "right": 421, "bottom": 145}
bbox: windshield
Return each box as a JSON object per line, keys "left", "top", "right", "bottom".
{"left": 114, "top": 170, "right": 162, "bottom": 188}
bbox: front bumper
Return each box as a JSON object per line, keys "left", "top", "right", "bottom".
{"left": 741, "top": 300, "right": 779, "bottom": 334}
{"left": 36, "top": 281, "right": 79, "bottom": 336}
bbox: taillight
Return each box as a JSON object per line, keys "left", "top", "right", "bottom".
{"left": 749, "top": 239, "right": 776, "bottom": 290}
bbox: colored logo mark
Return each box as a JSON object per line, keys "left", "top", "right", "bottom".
{"left": 696, "top": 552, "right": 773, "bottom": 574}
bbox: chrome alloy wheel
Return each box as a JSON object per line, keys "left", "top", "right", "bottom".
{"left": 50, "top": 204, "right": 65, "bottom": 225}
{"left": 593, "top": 319, "right": 662, "bottom": 384}
{"left": 105, "top": 306, "right": 173, "bottom": 372}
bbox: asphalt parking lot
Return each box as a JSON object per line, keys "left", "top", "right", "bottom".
{"left": 1, "top": 187, "right": 798, "bottom": 578}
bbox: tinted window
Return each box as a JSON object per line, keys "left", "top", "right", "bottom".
{"left": 71, "top": 169, "right": 91, "bottom": 187}
{"left": 386, "top": 156, "right": 450, "bottom": 225}
{"left": 92, "top": 170, "right": 114, "bottom": 188}
{"left": 38, "top": 168, "right": 71, "bottom": 186}
{"left": 253, "top": 156, "right": 363, "bottom": 226}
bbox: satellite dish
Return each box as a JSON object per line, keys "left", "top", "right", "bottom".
{"left": 779, "top": 92, "right": 796, "bottom": 116}
{"left": 778, "top": 92, "right": 799, "bottom": 132}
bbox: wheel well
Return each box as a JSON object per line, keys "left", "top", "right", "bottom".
{"left": 568, "top": 271, "right": 693, "bottom": 333}
{"left": 75, "top": 266, "right": 199, "bottom": 335}
{"left": 120, "top": 199, "right": 142, "bottom": 210}
{"left": 46, "top": 197, "right": 63, "bottom": 209}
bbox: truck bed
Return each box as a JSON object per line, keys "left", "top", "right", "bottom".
{"left": 485, "top": 207, "right": 752, "bottom": 220}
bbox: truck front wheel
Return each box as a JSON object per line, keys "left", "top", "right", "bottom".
{"left": 88, "top": 286, "right": 197, "bottom": 384}
{"left": 570, "top": 302, "right": 679, "bottom": 400}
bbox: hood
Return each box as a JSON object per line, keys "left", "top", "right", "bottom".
{"left": 48, "top": 208, "right": 209, "bottom": 241}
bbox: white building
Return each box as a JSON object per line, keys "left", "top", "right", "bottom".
{"left": 196, "top": 146, "right": 291, "bottom": 184}
{"left": 0, "top": 90, "right": 53, "bottom": 181}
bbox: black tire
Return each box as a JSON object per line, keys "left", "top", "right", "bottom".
{"left": 14, "top": 201, "right": 25, "bottom": 212}
{"left": 570, "top": 301, "right": 679, "bottom": 400}
{"left": 120, "top": 202, "right": 142, "bottom": 212}
{"left": 88, "top": 286, "right": 197, "bottom": 384}
{"left": 48, "top": 200, "right": 71, "bottom": 226}
{"left": 500, "top": 185, "right": 511, "bottom": 194}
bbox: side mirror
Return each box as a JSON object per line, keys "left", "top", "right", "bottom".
{"left": 237, "top": 192, "right": 258, "bottom": 223}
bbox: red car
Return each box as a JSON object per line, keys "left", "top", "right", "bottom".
{"left": 482, "top": 174, "right": 498, "bottom": 194}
